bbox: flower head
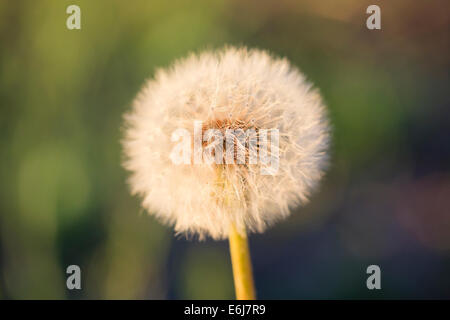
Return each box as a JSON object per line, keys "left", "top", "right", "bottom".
{"left": 122, "top": 47, "right": 330, "bottom": 240}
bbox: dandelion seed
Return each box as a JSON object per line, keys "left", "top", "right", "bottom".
{"left": 122, "top": 46, "right": 330, "bottom": 299}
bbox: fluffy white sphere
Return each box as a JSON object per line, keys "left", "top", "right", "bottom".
{"left": 122, "top": 47, "right": 330, "bottom": 240}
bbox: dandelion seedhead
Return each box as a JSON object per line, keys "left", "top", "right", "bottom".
{"left": 122, "top": 47, "right": 330, "bottom": 240}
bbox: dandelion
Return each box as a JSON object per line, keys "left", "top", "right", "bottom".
{"left": 122, "top": 47, "right": 330, "bottom": 299}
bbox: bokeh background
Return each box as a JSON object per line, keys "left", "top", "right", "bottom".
{"left": 0, "top": 0, "right": 449, "bottom": 299}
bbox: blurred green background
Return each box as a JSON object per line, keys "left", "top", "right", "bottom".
{"left": 0, "top": 0, "right": 449, "bottom": 299}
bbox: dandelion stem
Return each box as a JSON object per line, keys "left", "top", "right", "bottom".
{"left": 229, "top": 223, "right": 256, "bottom": 300}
